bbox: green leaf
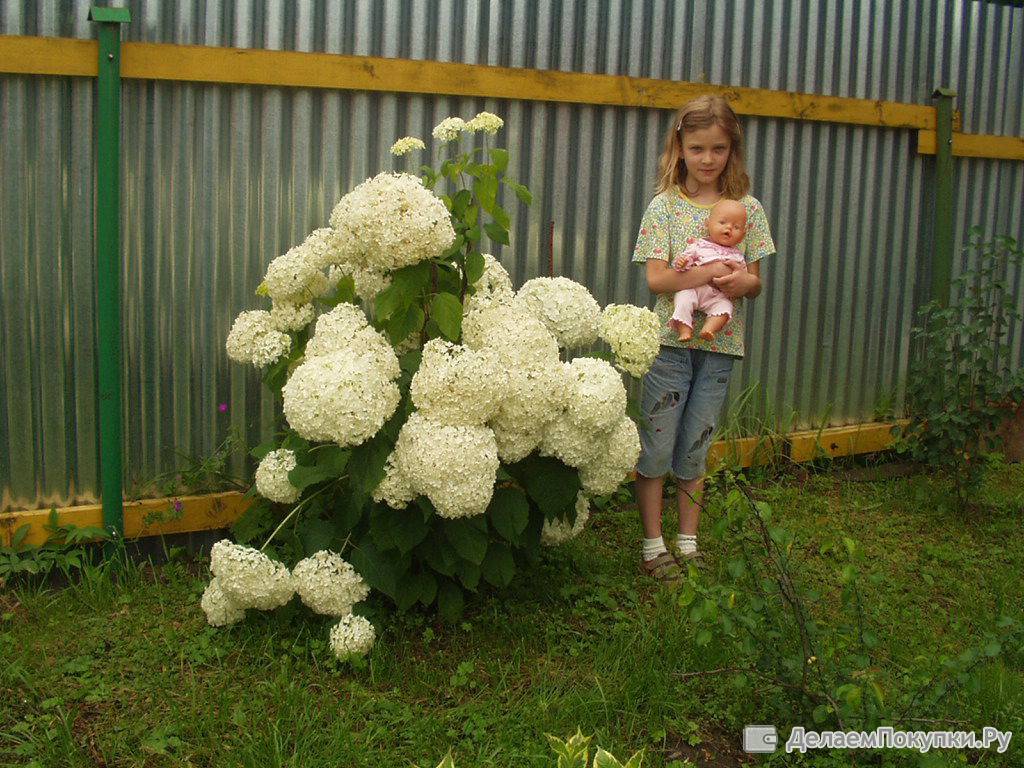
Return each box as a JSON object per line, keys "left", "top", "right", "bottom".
{"left": 418, "top": 571, "right": 438, "bottom": 606}
{"left": 347, "top": 430, "right": 393, "bottom": 501}
{"left": 593, "top": 748, "right": 624, "bottom": 768}
{"left": 287, "top": 446, "right": 350, "bottom": 490}
{"left": 508, "top": 455, "right": 581, "bottom": 520}
{"left": 506, "top": 179, "right": 533, "bottom": 205}
{"left": 249, "top": 440, "right": 277, "bottom": 461}
{"left": 489, "top": 147, "right": 509, "bottom": 173}
{"left": 444, "top": 517, "right": 489, "bottom": 565}
{"left": 349, "top": 541, "right": 407, "bottom": 601}
{"left": 430, "top": 292, "right": 463, "bottom": 341}
{"left": 451, "top": 188, "right": 473, "bottom": 216}
{"left": 437, "top": 578, "right": 464, "bottom": 622}
{"left": 322, "top": 275, "right": 356, "bottom": 307}
{"left": 487, "top": 487, "right": 530, "bottom": 543}
{"left": 370, "top": 504, "right": 431, "bottom": 554}
{"left": 464, "top": 204, "right": 479, "bottom": 227}
{"left": 473, "top": 174, "right": 498, "bottom": 213}
{"left": 484, "top": 221, "right": 510, "bottom": 245}
{"left": 465, "top": 251, "right": 486, "bottom": 285}
{"left": 492, "top": 204, "right": 511, "bottom": 231}
{"left": 375, "top": 283, "right": 405, "bottom": 321}
{"left": 11, "top": 524, "right": 30, "bottom": 549}
{"left": 480, "top": 542, "right": 515, "bottom": 587}
{"left": 386, "top": 304, "right": 425, "bottom": 345}
{"left": 299, "top": 517, "right": 337, "bottom": 556}
{"left": 457, "top": 561, "right": 481, "bottom": 590}
{"left": 695, "top": 629, "right": 712, "bottom": 646}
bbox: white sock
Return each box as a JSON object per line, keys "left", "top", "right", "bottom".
{"left": 676, "top": 533, "right": 698, "bottom": 555}
{"left": 642, "top": 536, "right": 668, "bottom": 561}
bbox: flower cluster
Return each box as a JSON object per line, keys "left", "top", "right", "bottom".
{"left": 283, "top": 349, "right": 401, "bottom": 447}
{"left": 411, "top": 339, "right": 508, "bottom": 426}
{"left": 292, "top": 551, "right": 370, "bottom": 617}
{"left": 466, "top": 111, "right": 504, "bottom": 135}
{"left": 269, "top": 301, "right": 315, "bottom": 333}
{"left": 390, "top": 136, "right": 426, "bottom": 156}
{"left": 539, "top": 357, "right": 639, "bottom": 496}
{"left": 514, "top": 277, "right": 601, "bottom": 349}
{"left": 329, "top": 613, "right": 377, "bottom": 658}
{"left": 432, "top": 117, "right": 467, "bottom": 142}
{"left": 329, "top": 172, "right": 455, "bottom": 273}
{"left": 599, "top": 304, "right": 661, "bottom": 377}
{"left": 389, "top": 412, "right": 500, "bottom": 518}
{"left": 541, "top": 492, "right": 591, "bottom": 546}
{"left": 225, "top": 310, "right": 291, "bottom": 367}
{"left": 209, "top": 540, "right": 295, "bottom": 612}
{"left": 263, "top": 243, "right": 328, "bottom": 303}
{"left": 465, "top": 253, "right": 515, "bottom": 314}
{"left": 200, "top": 577, "right": 246, "bottom": 627}
{"left": 254, "top": 449, "right": 300, "bottom": 504}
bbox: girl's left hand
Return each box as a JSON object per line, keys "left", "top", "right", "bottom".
{"left": 711, "top": 262, "right": 759, "bottom": 298}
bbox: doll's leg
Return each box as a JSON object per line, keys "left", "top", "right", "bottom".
{"left": 669, "top": 289, "right": 698, "bottom": 341}
{"left": 696, "top": 292, "right": 735, "bottom": 341}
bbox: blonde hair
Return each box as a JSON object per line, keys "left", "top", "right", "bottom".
{"left": 656, "top": 94, "right": 751, "bottom": 199}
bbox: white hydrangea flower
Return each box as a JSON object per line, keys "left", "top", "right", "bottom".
{"left": 299, "top": 227, "right": 345, "bottom": 270}
{"left": 209, "top": 540, "right": 295, "bottom": 611}
{"left": 292, "top": 551, "right": 370, "bottom": 617}
{"left": 264, "top": 244, "right": 324, "bottom": 303}
{"left": 269, "top": 301, "right": 315, "bottom": 333}
{"left": 465, "top": 111, "right": 504, "bottom": 135}
{"left": 200, "top": 577, "right": 246, "bottom": 627}
{"left": 254, "top": 449, "right": 301, "bottom": 504}
{"left": 282, "top": 350, "right": 401, "bottom": 447}
{"left": 226, "top": 310, "right": 291, "bottom": 368}
{"left": 329, "top": 613, "right": 376, "bottom": 658}
{"left": 491, "top": 423, "right": 543, "bottom": 463}
{"left": 578, "top": 416, "right": 641, "bottom": 496}
{"left": 539, "top": 409, "right": 603, "bottom": 468}
{"left": 489, "top": 358, "right": 569, "bottom": 438}
{"left": 563, "top": 357, "right": 627, "bottom": 434}
{"left": 541, "top": 492, "right": 591, "bottom": 546}
{"left": 465, "top": 253, "right": 515, "bottom": 315}
{"left": 325, "top": 262, "right": 392, "bottom": 303}
{"left": 431, "top": 116, "right": 467, "bottom": 142}
{"left": 599, "top": 304, "right": 661, "bottom": 378}
{"left": 462, "top": 302, "right": 560, "bottom": 369}
{"left": 514, "top": 277, "right": 601, "bottom": 349}
{"left": 329, "top": 172, "right": 455, "bottom": 273}
{"left": 372, "top": 451, "right": 417, "bottom": 509}
{"left": 394, "top": 412, "right": 499, "bottom": 519}
{"left": 303, "top": 304, "right": 401, "bottom": 380}
{"left": 390, "top": 136, "right": 426, "bottom": 156}
{"left": 410, "top": 338, "right": 508, "bottom": 426}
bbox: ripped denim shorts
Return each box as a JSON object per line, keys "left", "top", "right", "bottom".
{"left": 636, "top": 346, "right": 735, "bottom": 481}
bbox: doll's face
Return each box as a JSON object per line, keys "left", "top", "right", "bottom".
{"left": 706, "top": 201, "right": 747, "bottom": 247}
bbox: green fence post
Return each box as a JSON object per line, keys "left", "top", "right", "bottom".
{"left": 931, "top": 87, "right": 956, "bottom": 307}
{"left": 89, "top": 6, "right": 131, "bottom": 551}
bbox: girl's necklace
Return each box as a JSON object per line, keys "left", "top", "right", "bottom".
{"left": 682, "top": 179, "right": 721, "bottom": 204}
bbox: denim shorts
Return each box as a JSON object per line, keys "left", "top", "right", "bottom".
{"left": 636, "top": 346, "right": 735, "bottom": 481}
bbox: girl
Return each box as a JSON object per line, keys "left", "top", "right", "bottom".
{"left": 631, "top": 95, "right": 776, "bottom": 583}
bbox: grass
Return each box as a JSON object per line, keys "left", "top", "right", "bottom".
{"left": 1, "top": 460, "right": 1022, "bottom": 768}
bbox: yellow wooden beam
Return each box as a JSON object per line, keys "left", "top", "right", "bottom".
{"left": 2, "top": 421, "right": 909, "bottom": 548}
{"left": 1, "top": 35, "right": 934, "bottom": 130}
{"left": 0, "top": 491, "right": 249, "bottom": 548}
{"left": 917, "top": 130, "right": 1024, "bottom": 161}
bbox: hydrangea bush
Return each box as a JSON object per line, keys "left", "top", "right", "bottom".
{"left": 210, "top": 113, "right": 661, "bottom": 659}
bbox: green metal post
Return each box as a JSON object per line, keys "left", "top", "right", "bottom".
{"left": 89, "top": 6, "right": 131, "bottom": 549}
{"left": 931, "top": 88, "right": 956, "bottom": 307}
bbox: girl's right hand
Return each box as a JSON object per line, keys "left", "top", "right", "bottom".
{"left": 646, "top": 259, "right": 733, "bottom": 294}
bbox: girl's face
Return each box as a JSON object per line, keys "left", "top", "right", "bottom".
{"left": 680, "top": 124, "right": 731, "bottom": 189}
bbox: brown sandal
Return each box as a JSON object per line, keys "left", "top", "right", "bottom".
{"left": 640, "top": 552, "right": 684, "bottom": 585}
{"left": 672, "top": 548, "right": 707, "bottom": 571}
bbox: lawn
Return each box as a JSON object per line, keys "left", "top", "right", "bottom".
{"left": 2, "top": 460, "right": 1022, "bottom": 768}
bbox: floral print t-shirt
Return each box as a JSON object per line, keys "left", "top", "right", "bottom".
{"left": 631, "top": 189, "right": 776, "bottom": 358}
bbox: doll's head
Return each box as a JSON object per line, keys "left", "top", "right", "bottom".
{"left": 706, "top": 199, "right": 747, "bottom": 248}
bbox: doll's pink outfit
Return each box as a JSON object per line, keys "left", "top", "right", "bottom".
{"left": 669, "top": 238, "right": 747, "bottom": 331}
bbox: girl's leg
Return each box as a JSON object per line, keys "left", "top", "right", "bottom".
{"left": 676, "top": 475, "right": 703, "bottom": 536}
{"left": 636, "top": 473, "right": 666, "bottom": 538}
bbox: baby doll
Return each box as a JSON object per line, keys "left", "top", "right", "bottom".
{"left": 668, "top": 199, "right": 749, "bottom": 342}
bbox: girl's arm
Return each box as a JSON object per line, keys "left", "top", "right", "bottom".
{"left": 646, "top": 259, "right": 732, "bottom": 295}
{"left": 712, "top": 260, "right": 762, "bottom": 298}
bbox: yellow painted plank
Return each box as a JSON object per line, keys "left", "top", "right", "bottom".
{"left": 3, "top": 421, "right": 906, "bottom": 548}
{"left": 0, "top": 492, "right": 250, "bottom": 548}
{"left": 0, "top": 35, "right": 934, "bottom": 130}
{"left": 0, "top": 35, "right": 97, "bottom": 76}
{"left": 918, "top": 130, "right": 1024, "bottom": 161}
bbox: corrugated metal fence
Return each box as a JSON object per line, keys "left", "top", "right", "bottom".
{"left": 2, "top": 0, "right": 1022, "bottom": 511}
